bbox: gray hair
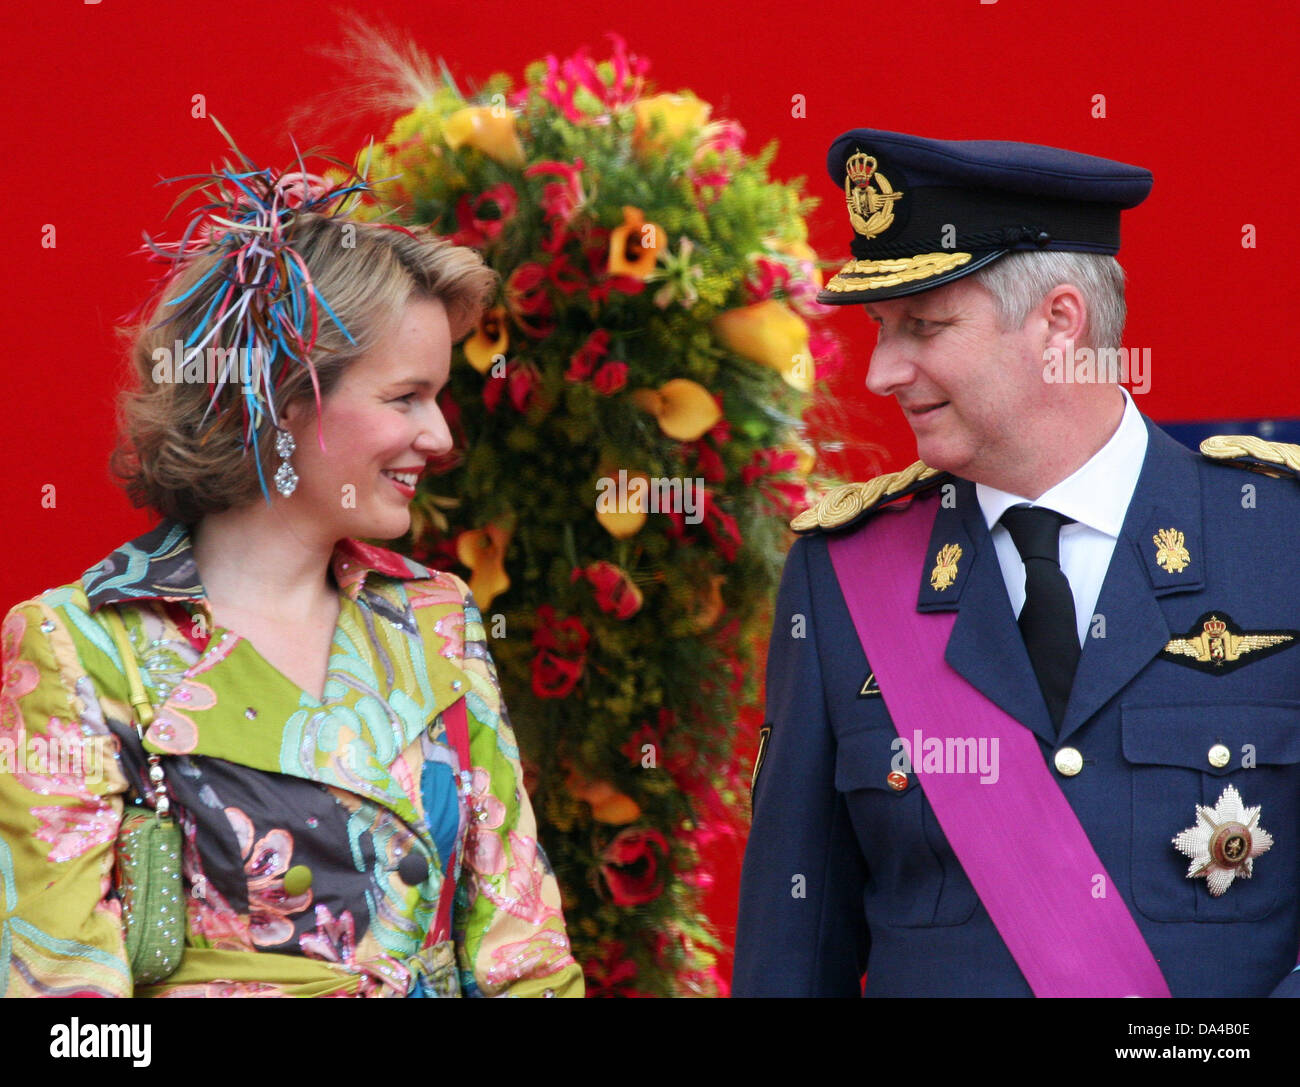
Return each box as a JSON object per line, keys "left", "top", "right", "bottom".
{"left": 970, "top": 251, "right": 1126, "bottom": 350}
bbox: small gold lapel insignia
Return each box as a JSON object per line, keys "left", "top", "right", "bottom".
{"left": 844, "top": 150, "right": 903, "bottom": 240}
{"left": 929, "top": 543, "right": 963, "bottom": 591}
{"left": 859, "top": 672, "right": 881, "bottom": 698}
{"left": 1172, "top": 784, "right": 1273, "bottom": 896}
{"left": 1153, "top": 527, "right": 1191, "bottom": 573}
{"left": 1161, "top": 612, "right": 1297, "bottom": 674}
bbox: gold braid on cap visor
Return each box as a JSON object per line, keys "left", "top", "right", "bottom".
{"left": 823, "top": 251, "right": 974, "bottom": 293}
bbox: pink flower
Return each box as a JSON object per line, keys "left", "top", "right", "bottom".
{"left": 809, "top": 325, "right": 846, "bottom": 381}
{"left": 465, "top": 767, "right": 507, "bottom": 875}
{"left": 299, "top": 904, "right": 358, "bottom": 964}
{"left": 526, "top": 159, "right": 586, "bottom": 251}
{"left": 225, "top": 806, "right": 312, "bottom": 948}
{"left": 1, "top": 611, "right": 40, "bottom": 732}
{"left": 485, "top": 927, "right": 578, "bottom": 990}
{"left": 592, "top": 361, "right": 628, "bottom": 395}
{"left": 745, "top": 257, "right": 791, "bottom": 302}
{"left": 539, "top": 37, "right": 648, "bottom": 121}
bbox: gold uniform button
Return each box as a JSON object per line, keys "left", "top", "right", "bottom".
{"left": 1208, "top": 743, "right": 1231, "bottom": 769}
{"left": 1054, "top": 747, "right": 1084, "bottom": 777}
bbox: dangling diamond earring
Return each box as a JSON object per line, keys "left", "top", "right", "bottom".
{"left": 274, "top": 429, "right": 298, "bottom": 496}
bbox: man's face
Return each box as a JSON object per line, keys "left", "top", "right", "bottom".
{"left": 863, "top": 275, "right": 1046, "bottom": 483}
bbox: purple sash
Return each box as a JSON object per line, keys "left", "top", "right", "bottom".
{"left": 827, "top": 497, "right": 1170, "bottom": 998}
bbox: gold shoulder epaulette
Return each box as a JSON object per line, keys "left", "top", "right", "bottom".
{"left": 1199, "top": 435, "right": 1300, "bottom": 481}
{"left": 791, "top": 460, "right": 944, "bottom": 533}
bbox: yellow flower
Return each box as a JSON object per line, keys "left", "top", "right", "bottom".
{"left": 455, "top": 522, "right": 511, "bottom": 610}
{"left": 712, "top": 300, "right": 814, "bottom": 392}
{"left": 608, "top": 206, "right": 665, "bottom": 279}
{"left": 633, "top": 93, "right": 712, "bottom": 150}
{"left": 566, "top": 772, "right": 642, "bottom": 825}
{"left": 443, "top": 106, "right": 525, "bottom": 168}
{"left": 464, "top": 306, "right": 508, "bottom": 374}
{"left": 595, "top": 469, "right": 649, "bottom": 539}
{"left": 630, "top": 379, "right": 721, "bottom": 442}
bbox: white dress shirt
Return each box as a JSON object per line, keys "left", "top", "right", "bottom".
{"left": 976, "top": 387, "right": 1148, "bottom": 646}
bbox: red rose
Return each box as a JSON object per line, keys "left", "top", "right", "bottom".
{"left": 450, "top": 183, "right": 518, "bottom": 248}
{"left": 591, "top": 361, "right": 628, "bottom": 396}
{"left": 483, "top": 369, "right": 506, "bottom": 412}
{"left": 530, "top": 652, "right": 584, "bottom": 699}
{"left": 600, "top": 827, "right": 670, "bottom": 906}
{"left": 505, "top": 263, "right": 555, "bottom": 337}
{"left": 584, "top": 939, "right": 645, "bottom": 998}
{"left": 507, "top": 361, "right": 542, "bottom": 412}
{"left": 577, "top": 560, "right": 641, "bottom": 619}
{"left": 530, "top": 605, "right": 590, "bottom": 699}
{"left": 565, "top": 329, "right": 610, "bottom": 383}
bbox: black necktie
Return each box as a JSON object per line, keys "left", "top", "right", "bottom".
{"left": 1000, "top": 506, "right": 1080, "bottom": 731}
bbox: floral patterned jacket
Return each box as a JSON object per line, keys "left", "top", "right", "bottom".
{"left": 0, "top": 521, "right": 582, "bottom": 997}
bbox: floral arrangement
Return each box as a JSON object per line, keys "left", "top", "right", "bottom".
{"left": 348, "top": 36, "right": 841, "bottom": 996}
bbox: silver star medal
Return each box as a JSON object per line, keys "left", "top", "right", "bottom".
{"left": 1172, "top": 784, "right": 1273, "bottom": 896}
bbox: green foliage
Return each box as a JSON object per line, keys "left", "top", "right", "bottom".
{"left": 357, "top": 41, "right": 836, "bottom": 997}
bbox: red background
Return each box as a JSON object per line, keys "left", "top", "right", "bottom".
{"left": 3, "top": 0, "right": 1298, "bottom": 987}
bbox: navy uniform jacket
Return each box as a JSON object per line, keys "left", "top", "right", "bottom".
{"left": 734, "top": 419, "right": 1300, "bottom": 997}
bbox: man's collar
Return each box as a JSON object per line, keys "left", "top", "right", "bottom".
{"left": 82, "top": 520, "right": 434, "bottom": 612}
{"left": 975, "top": 387, "right": 1147, "bottom": 537}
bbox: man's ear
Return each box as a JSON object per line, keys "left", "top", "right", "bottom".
{"left": 1040, "top": 283, "right": 1088, "bottom": 347}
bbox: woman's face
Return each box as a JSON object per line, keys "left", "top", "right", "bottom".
{"left": 283, "top": 297, "right": 454, "bottom": 542}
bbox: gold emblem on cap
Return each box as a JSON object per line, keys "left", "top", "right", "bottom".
{"left": 844, "top": 150, "right": 902, "bottom": 240}
{"left": 1152, "top": 527, "right": 1190, "bottom": 573}
{"left": 929, "top": 543, "right": 963, "bottom": 591}
{"left": 1172, "top": 784, "right": 1273, "bottom": 897}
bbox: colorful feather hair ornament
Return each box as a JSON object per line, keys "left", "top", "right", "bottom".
{"left": 138, "top": 117, "right": 384, "bottom": 501}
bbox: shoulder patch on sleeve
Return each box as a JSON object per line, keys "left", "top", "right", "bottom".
{"left": 1200, "top": 435, "right": 1300, "bottom": 481}
{"left": 791, "top": 461, "right": 948, "bottom": 533}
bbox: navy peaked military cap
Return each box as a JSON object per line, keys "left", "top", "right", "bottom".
{"left": 817, "top": 128, "right": 1153, "bottom": 303}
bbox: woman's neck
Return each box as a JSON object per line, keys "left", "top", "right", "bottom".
{"left": 191, "top": 503, "right": 338, "bottom": 623}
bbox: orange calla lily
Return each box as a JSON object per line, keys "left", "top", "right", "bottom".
{"left": 443, "top": 106, "right": 526, "bottom": 168}
{"left": 712, "top": 300, "right": 814, "bottom": 392}
{"left": 633, "top": 93, "right": 711, "bottom": 150}
{"left": 608, "top": 206, "right": 665, "bottom": 279}
{"left": 689, "top": 574, "right": 727, "bottom": 632}
{"left": 595, "top": 469, "right": 649, "bottom": 539}
{"left": 566, "top": 771, "right": 642, "bottom": 825}
{"left": 630, "top": 378, "right": 721, "bottom": 441}
{"left": 464, "top": 306, "right": 508, "bottom": 374}
{"left": 455, "top": 522, "right": 511, "bottom": 610}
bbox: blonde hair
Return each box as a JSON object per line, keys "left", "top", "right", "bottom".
{"left": 113, "top": 213, "right": 495, "bottom": 523}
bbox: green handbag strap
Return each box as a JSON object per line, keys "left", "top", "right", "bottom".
{"left": 103, "top": 608, "right": 171, "bottom": 818}
{"left": 103, "top": 608, "right": 156, "bottom": 733}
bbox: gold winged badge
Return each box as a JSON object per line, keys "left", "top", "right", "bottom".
{"left": 1160, "top": 613, "right": 1297, "bottom": 675}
